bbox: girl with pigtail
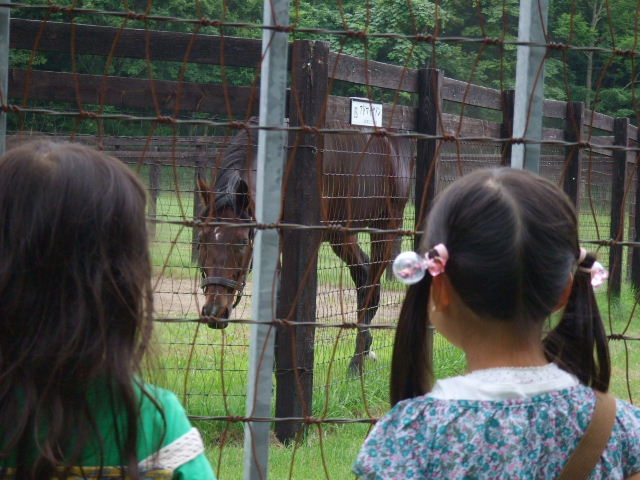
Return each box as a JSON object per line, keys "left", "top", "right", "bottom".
{"left": 354, "top": 168, "right": 640, "bottom": 479}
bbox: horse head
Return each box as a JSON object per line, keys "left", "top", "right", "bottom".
{"left": 196, "top": 174, "right": 253, "bottom": 329}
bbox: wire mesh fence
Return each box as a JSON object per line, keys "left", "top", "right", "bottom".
{"left": 3, "top": 0, "right": 640, "bottom": 478}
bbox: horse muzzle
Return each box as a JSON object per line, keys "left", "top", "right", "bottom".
{"left": 201, "top": 302, "right": 230, "bottom": 329}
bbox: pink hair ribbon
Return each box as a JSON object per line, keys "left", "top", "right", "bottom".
{"left": 578, "top": 248, "right": 608, "bottom": 290}
{"left": 392, "top": 243, "right": 449, "bottom": 285}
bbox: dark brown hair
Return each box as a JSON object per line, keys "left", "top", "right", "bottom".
{"left": 391, "top": 168, "right": 610, "bottom": 406}
{"left": 0, "top": 141, "right": 156, "bottom": 479}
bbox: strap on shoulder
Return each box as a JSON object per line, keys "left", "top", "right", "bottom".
{"left": 556, "top": 391, "right": 616, "bottom": 480}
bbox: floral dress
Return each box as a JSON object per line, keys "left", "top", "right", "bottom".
{"left": 354, "top": 364, "right": 640, "bottom": 479}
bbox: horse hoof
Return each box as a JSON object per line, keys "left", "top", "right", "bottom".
{"left": 348, "top": 358, "right": 364, "bottom": 376}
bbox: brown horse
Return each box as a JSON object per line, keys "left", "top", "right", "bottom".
{"left": 196, "top": 124, "right": 413, "bottom": 372}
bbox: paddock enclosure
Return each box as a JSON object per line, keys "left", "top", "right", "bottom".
{"left": 3, "top": 2, "right": 640, "bottom": 478}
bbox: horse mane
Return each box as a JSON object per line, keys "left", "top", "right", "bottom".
{"left": 209, "top": 119, "right": 258, "bottom": 215}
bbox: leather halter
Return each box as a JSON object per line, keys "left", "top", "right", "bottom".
{"left": 200, "top": 275, "right": 245, "bottom": 309}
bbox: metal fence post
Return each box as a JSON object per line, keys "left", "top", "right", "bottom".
{"left": 274, "top": 39, "right": 327, "bottom": 444}
{"left": 243, "top": 0, "right": 289, "bottom": 478}
{"left": 0, "top": 1, "right": 10, "bottom": 155}
{"left": 511, "top": 0, "right": 549, "bottom": 173}
{"left": 610, "top": 117, "right": 629, "bottom": 296}
{"left": 563, "top": 102, "right": 584, "bottom": 208}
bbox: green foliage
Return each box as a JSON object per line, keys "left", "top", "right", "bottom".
{"left": 9, "top": 0, "right": 640, "bottom": 133}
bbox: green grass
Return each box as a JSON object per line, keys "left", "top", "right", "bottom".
{"left": 140, "top": 175, "right": 640, "bottom": 479}
{"left": 147, "top": 326, "right": 465, "bottom": 480}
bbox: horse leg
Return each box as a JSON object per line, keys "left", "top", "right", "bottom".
{"left": 328, "top": 234, "right": 373, "bottom": 374}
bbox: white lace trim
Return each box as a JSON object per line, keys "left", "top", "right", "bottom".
{"left": 463, "top": 363, "right": 570, "bottom": 384}
{"left": 139, "top": 427, "right": 204, "bottom": 472}
{"left": 428, "top": 363, "right": 580, "bottom": 401}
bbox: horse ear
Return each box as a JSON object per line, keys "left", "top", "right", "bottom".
{"left": 234, "top": 179, "right": 250, "bottom": 215}
{"left": 197, "top": 174, "right": 211, "bottom": 207}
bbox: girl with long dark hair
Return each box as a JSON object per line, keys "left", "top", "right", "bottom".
{"left": 354, "top": 168, "right": 640, "bottom": 478}
{"left": 0, "top": 141, "right": 216, "bottom": 479}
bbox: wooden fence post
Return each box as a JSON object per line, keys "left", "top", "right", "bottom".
{"left": 415, "top": 67, "right": 442, "bottom": 375}
{"left": 415, "top": 68, "right": 443, "bottom": 249}
{"left": 563, "top": 102, "right": 584, "bottom": 208}
{"left": 500, "top": 90, "right": 515, "bottom": 166}
{"left": 610, "top": 117, "right": 628, "bottom": 296}
{"left": 632, "top": 128, "right": 640, "bottom": 291}
{"left": 274, "top": 39, "right": 328, "bottom": 443}
{"left": 192, "top": 144, "right": 205, "bottom": 263}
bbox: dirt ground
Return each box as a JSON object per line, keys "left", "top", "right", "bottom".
{"left": 152, "top": 275, "right": 403, "bottom": 325}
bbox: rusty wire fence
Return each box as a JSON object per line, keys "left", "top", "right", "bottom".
{"left": 3, "top": 1, "right": 640, "bottom": 478}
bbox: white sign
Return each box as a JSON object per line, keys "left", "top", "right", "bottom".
{"left": 350, "top": 98, "right": 383, "bottom": 127}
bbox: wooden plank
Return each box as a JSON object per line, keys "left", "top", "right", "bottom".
{"left": 275, "top": 40, "right": 327, "bottom": 444}
{"left": 9, "top": 69, "right": 259, "bottom": 117}
{"left": 99, "top": 136, "right": 226, "bottom": 147}
{"left": 441, "top": 113, "right": 501, "bottom": 138}
{"left": 543, "top": 99, "right": 566, "bottom": 119}
{"left": 111, "top": 151, "right": 210, "bottom": 166}
{"left": 10, "top": 19, "right": 264, "bottom": 68}
{"left": 8, "top": 132, "right": 226, "bottom": 147}
{"left": 328, "top": 51, "right": 418, "bottom": 92}
{"left": 326, "top": 95, "right": 416, "bottom": 131}
{"left": 442, "top": 77, "right": 502, "bottom": 110}
{"left": 585, "top": 109, "right": 615, "bottom": 132}
{"left": 590, "top": 136, "right": 614, "bottom": 147}
{"left": 542, "top": 127, "right": 564, "bottom": 142}
{"left": 610, "top": 117, "right": 629, "bottom": 295}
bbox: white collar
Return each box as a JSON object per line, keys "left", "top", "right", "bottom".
{"left": 427, "top": 363, "right": 580, "bottom": 401}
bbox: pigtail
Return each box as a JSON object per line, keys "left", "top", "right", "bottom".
{"left": 390, "top": 274, "right": 434, "bottom": 406}
{"left": 543, "top": 252, "right": 610, "bottom": 391}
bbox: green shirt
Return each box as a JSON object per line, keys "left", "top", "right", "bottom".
{"left": 1, "top": 383, "right": 216, "bottom": 480}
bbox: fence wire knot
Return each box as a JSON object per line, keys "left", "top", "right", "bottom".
{"left": 273, "top": 24, "right": 295, "bottom": 33}
{"left": 300, "top": 124, "right": 320, "bottom": 134}
{"left": 413, "top": 33, "right": 435, "bottom": 43}
{"left": 546, "top": 42, "right": 569, "bottom": 51}
{"left": 483, "top": 37, "right": 503, "bottom": 46}
{"left": 345, "top": 29, "right": 367, "bottom": 39}
{"left": 341, "top": 322, "right": 359, "bottom": 329}
{"left": 614, "top": 48, "right": 636, "bottom": 58}
{"left": 78, "top": 110, "right": 99, "bottom": 120}
{"left": 125, "top": 11, "right": 148, "bottom": 21}
{"left": 198, "top": 18, "right": 223, "bottom": 28}
{"left": 156, "top": 115, "right": 176, "bottom": 125}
